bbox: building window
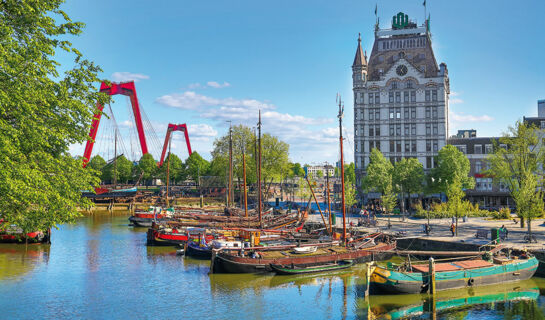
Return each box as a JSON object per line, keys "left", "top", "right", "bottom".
{"left": 369, "top": 126, "right": 374, "bottom": 137}
{"left": 389, "top": 108, "right": 394, "bottom": 120}
{"left": 406, "top": 81, "right": 413, "bottom": 89}
{"left": 425, "top": 107, "right": 431, "bottom": 119}
{"left": 411, "top": 91, "right": 416, "bottom": 102}
{"left": 368, "top": 93, "right": 373, "bottom": 104}
{"left": 390, "top": 140, "right": 395, "bottom": 152}
{"left": 404, "top": 91, "right": 409, "bottom": 102}
{"left": 375, "top": 125, "right": 381, "bottom": 136}
{"left": 455, "top": 145, "right": 467, "bottom": 154}
{"left": 426, "top": 156, "right": 432, "bottom": 169}
{"left": 426, "top": 124, "right": 431, "bottom": 135}
{"left": 396, "top": 124, "right": 401, "bottom": 136}
{"left": 391, "top": 81, "right": 398, "bottom": 90}
{"left": 375, "top": 94, "right": 380, "bottom": 104}
{"left": 389, "top": 125, "right": 394, "bottom": 135}
{"left": 432, "top": 124, "right": 438, "bottom": 135}
{"left": 404, "top": 125, "right": 409, "bottom": 135}
{"left": 368, "top": 109, "right": 374, "bottom": 120}
{"left": 432, "top": 107, "right": 438, "bottom": 119}
{"left": 411, "top": 107, "right": 416, "bottom": 119}
{"left": 405, "top": 141, "right": 410, "bottom": 152}
{"left": 433, "top": 141, "right": 438, "bottom": 152}
{"left": 411, "top": 140, "right": 417, "bottom": 152}
{"left": 425, "top": 90, "right": 430, "bottom": 102}
{"left": 396, "top": 140, "right": 401, "bottom": 152}
{"left": 369, "top": 141, "right": 374, "bottom": 152}
{"left": 485, "top": 144, "right": 493, "bottom": 154}
{"left": 432, "top": 90, "right": 438, "bottom": 101}
{"left": 396, "top": 108, "right": 401, "bottom": 119}
{"left": 426, "top": 140, "right": 431, "bottom": 152}
{"left": 475, "top": 145, "right": 482, "bottom": 154}
{"left": 395, "top": 92, "right": 401, "bottom": 103}
{"left": 476, "top": 161, "right": 482, "bottom": 173}
{"left": 389, "top": 92, "right": 394, "bottom": 103}
{"left": 375, "top": 109, "right": 380, "bottom": 120}
{"left": 404, "top": 108, "right": 409, "bottom": 119}
{"left": 411, "top": 124, "right": 416, "bottom": 135}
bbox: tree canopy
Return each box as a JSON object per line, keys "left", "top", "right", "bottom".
{"left": 186, "top": 151, "right": 209, "bottom": 182}
{"left": 137, "top": 153, "right": 157, "bottom": 184}
{"left": 430, "top": 145, "right": 475, "bottom": 193}
{"left": 0, "top": 0, "right": 108, "bottom": 232}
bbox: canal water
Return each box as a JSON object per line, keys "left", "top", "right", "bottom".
{"left": 1, "top": 213, "right": 545, "bottom": 319}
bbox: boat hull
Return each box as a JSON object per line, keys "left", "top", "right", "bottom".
{"left": 212, "top": 242, "right": 395, "bottom": 274}
{"left": 371, "top": 257, "right": 539, "bottom": 294}
{"left": 128, "top": 216, "right": 168, "bottom": 227}
{"left": 185, "top": 242, "right": 212, "bottom": 259}
{"left": 270, "top": 260, "right": 354, "bottom": 275}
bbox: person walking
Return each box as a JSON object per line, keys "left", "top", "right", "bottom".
{"left": 450, "top": 223, "right": 456, "bottom": 237}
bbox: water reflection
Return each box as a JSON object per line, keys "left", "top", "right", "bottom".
{"left": 0, "top": 244, "right": 50, "bottom": 281}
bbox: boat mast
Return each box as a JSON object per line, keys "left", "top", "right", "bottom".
{"left": 113, "top": 126, "right": 117, "bottom": 188}
{"left": 166, "top": 134, "right": 172, "bottom": 207}
{"left": 257, "top": 110, "right": 263, "bottom": 228}
{"left": 243, "top": 149, "right": 248, "bottom": 218}
{"left": 228, "top": 122, "right": 233, "bottom": 207}
{"left": 338, "top": 94, "right": 346, "bottom": 243}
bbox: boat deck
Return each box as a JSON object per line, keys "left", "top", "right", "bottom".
{"left": 411, "top": 259, "right": 493, "bottom": 273}
{"left": 259, "top": 246, "right": 352, "bottom": 259}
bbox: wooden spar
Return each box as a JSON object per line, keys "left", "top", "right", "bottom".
{"left": 166, "top": 134, "right": 172, "bottom": 207}
{"left": 326, "top": 168, "right": 332, "bottom": 233}
{"left": 257, "top": 110, "right": 263, "bottom": 229}
{"left": 243, "top": 150, "right": 248, "bottom": 218}
{"left": 387, "top": 250, "right": 482, "bottom": 256}
{"left": 305, "top": 175, "right": 329, "bottom": 234}
{"left": 338, "top": 95, "right": 346, "bottom": 243}
{"left": 228, "top": 123, "right": 233, "bottom": 207}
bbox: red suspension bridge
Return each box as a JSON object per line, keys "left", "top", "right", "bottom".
{"left": 82, "top": 81, "right": 192, "bottom": 168}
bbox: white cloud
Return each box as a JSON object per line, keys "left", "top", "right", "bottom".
{"left": 156, "top": 91, "right": 275, "bottom": 111}
{"left": 207, "top": 81, "right": 231, "bottom": 88}
{"left": 188, "top": 83, "right": 202, "bottom": 89}
{"left": 111, "top": 72, "right": 150, "bottom": 82}
{"left": 450, "top": 98, "right": 464, "bottom": 104}
{"left": 450, "top": 111, "right": 494, "bottom": 123}
{"left": 188, "top": 124, "right": 218, "bottom": 138}
{"left": 450, "top": 91, "right": 461, "bottom": 97}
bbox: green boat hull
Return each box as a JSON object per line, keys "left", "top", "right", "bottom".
{"left": 270, "top": 260, "right": 354, "bottom": 275}
{"left": 371, "top": 257, "right": 538, "bottom": 294}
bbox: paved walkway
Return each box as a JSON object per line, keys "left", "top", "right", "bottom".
{"left": 307, "top": 214, "right": 545, "bottom": 251}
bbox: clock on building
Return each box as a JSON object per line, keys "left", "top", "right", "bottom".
{"left": 396, "top": 64, "right": 408, "bottom": 76}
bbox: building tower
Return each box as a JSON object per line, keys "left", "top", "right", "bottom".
{"left": 353, "top": 11, "right": 450, "bottom": 195}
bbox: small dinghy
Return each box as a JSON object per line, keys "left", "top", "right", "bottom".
{"left": 292, "top": 246, "right": 317, "bottom": 254}
{"left": 270, "top": 260, "right": 354, "bottom": 275}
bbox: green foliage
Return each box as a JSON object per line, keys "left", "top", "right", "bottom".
{"left": 87, "top": 155, "right": 107, "bottom": 181}
{"left": 0, "top": 1, "right": 108, "bottom": 232}
{"left": 345, "top": 181, "right": 357, "bottom": 208}
{"left": 491, "top": 207, "right": 512, "bottom": 220}
{"left": 414, "top": 201, "right": 490, "bottom": 219}
{"left": 381, "top": 184, "right": 397, "bottom": 214}
{"left": 158, "top": 153, "right": 185, "bottom": 184}
{"left": 430, "top": 145, "right": 475, "bottom": 193}
{"left": 393, "top": 158, "right": 424, "bottom": 195}
{"left": 344, "top": 163, "right": 356, "bottom": 185}
{"left": 137, "top": 153, "right": 157, "bottom": 184}
{"left": 487, "top": 121, "right": 545, "bottom": 236}
{"left": 316, "top": 170, "right": 324, "bottom": 178}
{"left": 290, "top": 163, "right": 305, "bottom": 178}
{"left": 363, "top": 148, "right": 393, "bottom": 194}
{"left": 185, "top": 151, "right": 209, "bottom": 182}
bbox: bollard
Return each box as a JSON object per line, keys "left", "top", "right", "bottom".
{"left": 429, "top": 257, "right": 436, "bottom": 294}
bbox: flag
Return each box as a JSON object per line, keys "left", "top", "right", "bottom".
{"left": 423, "top": 0, "right": 426, "bottom": 6}
{"left": 374, "top": 4, "right": 377, "bottom": 15}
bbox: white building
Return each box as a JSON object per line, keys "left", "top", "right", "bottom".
{"left": 352, "top": 11, "right": 450, "bottom": 190}
{"left": 304, "top": 165, "right": 335, "bottom": 178}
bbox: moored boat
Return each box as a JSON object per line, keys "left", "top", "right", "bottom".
{"left": 146, "top": 226, "right": 215, "bottom": 246}
{"left": 211, "top": 233, "right": 395, "bottom": 274}
{"left": 270, "top": 259, "right": 354, "bottom": 275}
{"left": 129, "top": 207, "right": 173, "bottom": 227}
{"left": 371, "top": 252, "right": 538, "bottom": 294}
{"left": 0, "top": 219, "right": 51, "bottom": 244}
{"left": 186, "top": 241, "right": 213, "bottom": 259}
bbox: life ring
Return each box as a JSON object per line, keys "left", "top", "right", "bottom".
{"left": 468, "top": 278, "right": 475, "bottom": 286}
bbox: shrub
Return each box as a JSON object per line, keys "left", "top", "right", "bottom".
{"left": 491, "top": 207, "right": 511, "bottom": 220}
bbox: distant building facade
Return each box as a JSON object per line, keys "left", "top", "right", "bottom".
{"left": 353, "top": 11, "right": 450, "bottom": 191}
{"left": 304, "top": 164, "right": 335, "bottom": 178}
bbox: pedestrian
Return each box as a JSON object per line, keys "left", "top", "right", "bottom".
{"left": 450, "top": 223, "right": 455, "bottom": 237}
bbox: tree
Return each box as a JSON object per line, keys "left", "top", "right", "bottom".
{"left": 432, "top": 145, "right": 475, "bottom": 235}
{"left": 87, "top": 155, "right": 107, "bottom": 182}
{"left": 137, "top": 153, "right": 157, "bottom": 185}
{"left": 393, "top": 158, "right": 424, "bottom": 214}
{"left": 430, "top": 145, "right": 474, "bottom": 193}
{"left": 158, "top": 153, "right": 185, "bottom": 184}
{"left": 290, "top": 163, "right": 305, "bottom": 177}
{"left": 185, "top": 151, "right": 210, "bottom": 183}
{"left": 0, "top": 1, "right": 108, "bottom": 234}
{"left": 487, "top": 121, "right": 545, "bottom": 238}
{"left": 344, "top": 162, "right": 356, "bottom": 185}
{"left": 363, "top": 149, "right": 397, "bottom": 226}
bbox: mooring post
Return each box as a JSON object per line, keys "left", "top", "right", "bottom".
{"left": 209, "top": 249, "right": 218, "bottom": 274}
{"left": 200, "top": 195, "right": 204, "bottom": 208}
{"left": 429, "top": 257, "right": 436, "bottom": 294}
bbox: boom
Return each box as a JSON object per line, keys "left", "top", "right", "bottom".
{"left": 158, "top": 123, "right": 192, "bottom": 167}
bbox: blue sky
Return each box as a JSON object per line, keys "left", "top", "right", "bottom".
{"left": 63, "top": 0, "right": 545, "bottom": 165}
